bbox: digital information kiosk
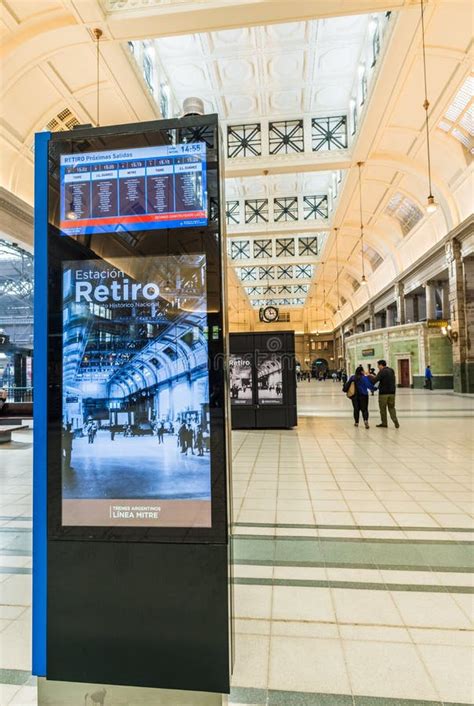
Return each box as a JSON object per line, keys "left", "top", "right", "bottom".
{"left": 33, "top": 116, "right": 232, "bottom": 705}
{"left": 229, "top": 332, "right": 297, "bottom": 430}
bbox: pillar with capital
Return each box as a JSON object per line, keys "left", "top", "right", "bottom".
{"left": 394, "top": 282, "right": 405, "bottom": 325}
{"left": 445, "top": 239, "right": 474, "bottom": 392}
{"left": 425, "top": 281, "right": 437, "bottom": 320}
{"left": 442, "top": 282, "right": 450, "bottom": 320}
{"left": 367, "top": 303, "right": 375, "bottom": 330}
{"left": 412, "top": 294, "right": 419, "bottom": 322}
{"left": 386, "top": 306, "right": 395, "bottom": 327}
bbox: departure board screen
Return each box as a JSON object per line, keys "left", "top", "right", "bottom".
{"left": 59, "top": 143, "right": 207, "bottom": 236}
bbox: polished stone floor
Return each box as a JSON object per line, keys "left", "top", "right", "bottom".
{"left": 0, "top": 385, "right": 473, "bottom": 705}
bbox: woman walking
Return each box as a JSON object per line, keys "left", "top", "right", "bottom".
{"left": 343, "top": 365, "right": 374, "bottom": 429}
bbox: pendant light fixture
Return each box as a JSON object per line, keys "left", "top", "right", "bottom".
{"left": 334, "top": 226, "right": 341, "bottom": 310}
{"left": 312, "top": 294, "right": 319, "bottom": 336}
{"left": 93, "top": 28, "right": 103, "bottom": 127}
{"left": 420, "top": 0, "right": 437, "bottom": 213}
{"left": 322, "top": 261, "right": 327, "bottom": 325}
{"left": 357, "top": 161, "right": 367, "bottom": 286}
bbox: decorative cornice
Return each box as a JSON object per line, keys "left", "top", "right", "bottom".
{"left": 103, "top": 0, "right": 200, "bottom": 11}
{"left": 339, "top": 213, "right": 474, "bottom": 332}
{"left": 0, "top": 187, "right": 34, "bottom": 228}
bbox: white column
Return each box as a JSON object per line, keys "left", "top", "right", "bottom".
{"left": 368, "top": 303, "right": 375, "bottom": 330}
{"left": 442, "top": 283, "right": 450, "bottom": 320}
{"left": 394, "top": 282, "right": 405, "bottom": 324}
{"left": 386, "top": 307, "right": 395, "bottom": 327}
{"left": 425, "top": 281, "right": 437, "bottom": 320}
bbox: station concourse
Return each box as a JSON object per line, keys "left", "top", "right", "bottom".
{"left": 0, "top": 1, "right": 473, "bottom": 705}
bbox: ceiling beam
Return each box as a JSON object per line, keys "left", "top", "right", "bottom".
{"left": 104, "top": 1, "right": 414, "bottom": 41}
{"left": 227, "top": 223, "right": 330, "bottom": 237}
{"left": 225, "top": 152, "right": 351, "bottom": 178}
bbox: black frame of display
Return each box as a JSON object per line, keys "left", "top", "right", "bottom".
{"left": 46, "top": 115, "right": 229, "bottom": 545}
{"left": 230, "top": 331, "right": 297, "bottom": 429}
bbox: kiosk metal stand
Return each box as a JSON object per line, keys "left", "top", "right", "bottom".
{"left": 38, "top": 678, "right": 228, "bottom": 705}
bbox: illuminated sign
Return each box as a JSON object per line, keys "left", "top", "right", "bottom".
{"left": 60, "top": 143, "right": 207, "bottom": 235}
{"left": 427, "top": 319, "right": 448, "bottom": 328}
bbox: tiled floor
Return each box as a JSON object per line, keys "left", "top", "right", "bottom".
{"left": 0, "top": 385, "right": 473, "bottom": 705}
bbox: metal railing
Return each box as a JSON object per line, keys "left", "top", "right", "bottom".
{"left": 4, "top": 386, "right": 33, "bottom": 403}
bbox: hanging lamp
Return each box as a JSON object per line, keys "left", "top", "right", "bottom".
{"left": 357, "top": 162, "right": 367, "bottom": 285}
{"left": 334, "top": 226, "right": 341, "bottom": 309}
{"left": 420, "top": 0, "right": 437, "bottom": 213}
{"left": 322, "top": 261, "right": 327, "bottom": 324}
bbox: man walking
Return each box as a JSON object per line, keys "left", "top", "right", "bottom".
{"left": 372, "top": 359, "right": 400, "bottom": 428}
{"left": 424, "top": 365, "right": 433, "bottom": 390}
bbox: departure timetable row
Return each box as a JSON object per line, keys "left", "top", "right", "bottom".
{"left": 59, "top": 143, "right": 207, "bottom": 235}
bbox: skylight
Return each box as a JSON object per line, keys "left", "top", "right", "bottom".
{"left": 363, "top": 243, "right": 383, "bottom": 270}
{"left": 438, "top": 75, "right": 474, "bottom": 154}
{"left": 385, "top": 192, "right": 423, "bottom": 236}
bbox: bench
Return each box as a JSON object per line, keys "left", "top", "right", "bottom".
{"left": 0, "top": 402, "right": 33, "bottom": 418}
{"left": 0, "top": 425, "right": 29, "bottom": 444}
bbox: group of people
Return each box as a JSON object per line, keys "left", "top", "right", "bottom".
{"left": 296, "top": 371, "right": 311, "bottom": 382}
{"left": 297, "top": 370, "right": 348, "bottom": 383}
{"left": 343, "top": 360, "right": 400, "bottom": 429}
{"left": 62, "top": 415, "right": 209, "bottom": 473}
{"left": 177, "top": 421, "right": 207, "bottom": 457}
{"left": 331, "top": 370, "right": 348, "bottom": 383}
{"left": 230, "top": 382, "right": 251, "bottom": 399}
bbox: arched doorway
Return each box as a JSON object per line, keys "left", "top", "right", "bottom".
{"left": 311, "top": 358, "right": 329, "bottom": 379}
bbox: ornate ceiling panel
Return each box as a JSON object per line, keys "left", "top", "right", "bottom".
{"left": 125, "top": 11, "right": 390, "bottom": 313}
{"left": 152, "top": 16, "right": 373, "bottom": 122}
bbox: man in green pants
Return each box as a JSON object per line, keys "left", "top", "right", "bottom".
{"left": 372, "top": 359, "right": 400, "bottom": 428}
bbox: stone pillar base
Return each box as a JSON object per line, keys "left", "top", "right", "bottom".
{"left": 453, "top": 362, "right": 474, "bottom": 393}
{"left": 38, "top": 677, "right": 227, "bottom": 706}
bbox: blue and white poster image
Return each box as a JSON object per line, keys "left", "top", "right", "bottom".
{"left": 257, "top": 354, "right": 283, "bottom": 405}
{"left": 229, "top": 354, "right": 253, "bottom": 405}
{"left": 61, "top": 255, "right": 212, "bottom": 528}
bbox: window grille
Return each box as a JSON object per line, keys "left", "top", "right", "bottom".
{"left": 227, "top": 123, "right": 261, "bottom": 158}
{"left": 311, "top": 116, "right": 347, "bottom": 151}
{"left": 245, "top": 199, "right": 269, "bottom": 224}
{"left": 269, "top": 119, "right": 304, "bottom": 154}
{"left": 274, "top": 197, "right": 298, "bottom": 222}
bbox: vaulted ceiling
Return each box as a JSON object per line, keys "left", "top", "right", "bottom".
{"left": 0, "top": 0, "right": 472, "bottom": 333}
{"left": 137, "top": 13, "right": 382, "bottom": 310}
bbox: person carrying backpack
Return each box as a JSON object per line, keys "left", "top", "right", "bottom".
{"left": 343, "top": 365, "right": 374, "bottom": 429}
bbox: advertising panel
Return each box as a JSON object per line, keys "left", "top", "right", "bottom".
{"left": 257, "top": 354, "right": 283, "bottom": 405}
{"left": 229, "top": 354, "right": 253, "bottom": 405}
{"left": 60, "top": 143, "right": 207, "bottom": 236}
{"left": 61, "top": 254, "right": 211, "bottom": 528}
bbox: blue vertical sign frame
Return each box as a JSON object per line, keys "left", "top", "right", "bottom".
{"left": 32, "top": 130, "right": 50, "bottom": 676}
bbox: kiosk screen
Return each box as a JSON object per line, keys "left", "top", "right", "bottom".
{"left": 61, "top": 254, "right": 211, "bottom": 528}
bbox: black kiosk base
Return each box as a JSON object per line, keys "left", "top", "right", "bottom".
{"left": 38, "top": 677, "right": 225, "bottom": 705}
